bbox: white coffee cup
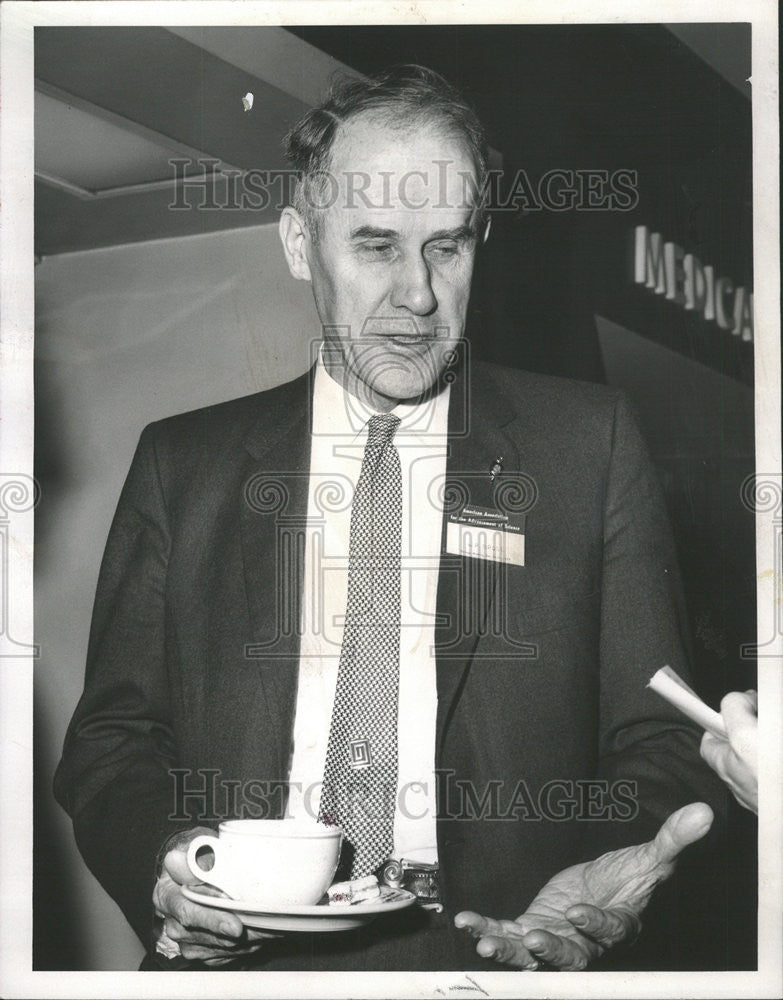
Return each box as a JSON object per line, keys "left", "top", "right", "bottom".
{"left": 186, "top": 819, "right": 342, "bottom": 905}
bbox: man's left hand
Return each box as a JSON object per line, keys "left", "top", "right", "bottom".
{"left": 454, "top": 801, "right": 713, "bottom": 970}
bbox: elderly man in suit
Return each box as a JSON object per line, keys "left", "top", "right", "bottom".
{"left": 55, "top": 65, "right": 724, "bottom": 972}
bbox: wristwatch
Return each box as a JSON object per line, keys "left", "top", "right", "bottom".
{"left": 380, "top": 858, "right": 442, "bottom": 910}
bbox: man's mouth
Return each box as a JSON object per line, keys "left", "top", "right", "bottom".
{"left": 384, "top": 332, "right": 433, "bottom": 344}
{"left": 360, "top": 318, "right": 445, "bottom": 342}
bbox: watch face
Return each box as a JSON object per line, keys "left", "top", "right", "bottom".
{"left": 406, "top": 869, "right": 440, "bottom": 903}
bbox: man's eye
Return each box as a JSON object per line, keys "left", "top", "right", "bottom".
{"left": 427, "top": 242, "right": 459, "bottom": 258}
{"left": 360, "top": 242, "right": 394, "bottom": 258}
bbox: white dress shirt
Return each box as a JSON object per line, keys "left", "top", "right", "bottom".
{"left": 285, "top": 353, "right": 450, "bottom": 864}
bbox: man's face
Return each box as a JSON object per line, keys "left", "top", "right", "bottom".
{"left": 299, "top": 115, "right": 481, "bottom": 410}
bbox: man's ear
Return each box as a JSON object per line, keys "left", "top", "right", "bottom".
{"left": 279, "top": 207, "right": 312, "bottom": 281}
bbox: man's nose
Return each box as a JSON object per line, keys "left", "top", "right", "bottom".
{"left": 389, "top": 257, "right": 437, "bottom": 315}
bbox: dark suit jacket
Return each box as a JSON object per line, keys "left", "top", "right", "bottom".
{"left": 54, "top": 359, "right": 726, "bottom": 969}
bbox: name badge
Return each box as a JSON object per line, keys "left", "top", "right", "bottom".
{"left": 446, "top": 505, "right": 526, "bottom": 566}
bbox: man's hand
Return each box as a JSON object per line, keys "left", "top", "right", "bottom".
{"left": 454, "top": 801, "right": 714, "bottom": 970}
{"left": 152, "top": 827, "right": 277, "bottom": 966}
{"left": 700, "top": 690, "right": 758, "bottom": 814}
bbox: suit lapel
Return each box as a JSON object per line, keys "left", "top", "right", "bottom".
{"left": 239, "top": 370, "right": 313, "bottom": 776}
{"left": 435, "top": 361, "right": 521, "bottom": 757}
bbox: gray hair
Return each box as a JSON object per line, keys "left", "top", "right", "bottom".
{"left": 283, "top": 64, "right": 489, "bottom": 239}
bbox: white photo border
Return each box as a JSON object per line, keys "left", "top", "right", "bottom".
{"left": 1, "top": 1, "right": 780, "bottom": 997}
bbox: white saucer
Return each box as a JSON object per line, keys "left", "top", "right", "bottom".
{"left": 182, "top": 884, "right": 417, "bottom": 933}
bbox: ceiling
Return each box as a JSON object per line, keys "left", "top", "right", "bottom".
{"left": 34, "top": 24, "right": 750, "bottom": 258}
{"left": 34, "top": 27, "right": 358, "bottom": 256}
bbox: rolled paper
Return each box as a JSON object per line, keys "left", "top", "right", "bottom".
{"left": 648, "top": 665, "right": 728, "bottom": 740}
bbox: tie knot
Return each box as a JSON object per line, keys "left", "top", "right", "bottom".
{"left": 366, "top": 413, "right": 401, "bottom": 448}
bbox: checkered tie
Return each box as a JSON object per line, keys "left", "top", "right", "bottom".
{"left": 319, "top": 413, "right": 402, "bottom": 878}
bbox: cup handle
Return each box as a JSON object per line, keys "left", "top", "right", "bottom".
{"left": 185, "top": 834, "right": 227, "bottom": 893}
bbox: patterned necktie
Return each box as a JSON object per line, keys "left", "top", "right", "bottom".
{"left": 319, "top": 413, "right": 402, "bottom": 878}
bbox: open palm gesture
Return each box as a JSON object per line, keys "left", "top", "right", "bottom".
{"left": 455, "top": 801, "right": 714, "bottom": 970}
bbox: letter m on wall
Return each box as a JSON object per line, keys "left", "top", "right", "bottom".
{"left": 634, "top": 225, "right": 666, "bottom": 294}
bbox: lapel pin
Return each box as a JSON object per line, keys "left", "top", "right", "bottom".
{"left": 489, "top": 456, "right": 504, "bottom": 482}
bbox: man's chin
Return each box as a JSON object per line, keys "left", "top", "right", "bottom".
{"left": 357, "top": 355, "right": 447, "bottom": 398}
{"left": 366, "top": 375, "right": 446, "bottom": 408}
